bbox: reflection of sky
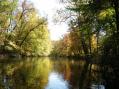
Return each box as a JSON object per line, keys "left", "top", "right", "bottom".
{"left": 91, "top": 84, "right": 105, "bottom": 89}
{"left": 45, "top": 72, "right": 69, "bottom": 89}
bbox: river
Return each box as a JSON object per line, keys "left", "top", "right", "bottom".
{"left": 0, "top": 57, "right": 105, "bottom": 89}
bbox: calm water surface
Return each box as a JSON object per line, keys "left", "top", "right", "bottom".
{"left": 0, "top": 57, "right": 104, "bottom": 89}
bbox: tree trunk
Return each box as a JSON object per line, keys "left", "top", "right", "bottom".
{"left": 113, "top": 0, "right": 119, "bottom": 33}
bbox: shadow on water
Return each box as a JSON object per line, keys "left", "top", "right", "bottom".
{"left": 78, "top": 60, "right": 105, "bottom": 89}
{"left": 0, "top": 57, "right": 105, "bottom": 89}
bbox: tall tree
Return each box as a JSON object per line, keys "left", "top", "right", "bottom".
{"left": 0, "top": 0, "right": 51, "bottom": 56}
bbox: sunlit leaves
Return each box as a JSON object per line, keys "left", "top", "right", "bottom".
{"left": 55, "top": 0, "right": 118, "bottom": 57}
{"left": 0, "top": 0, "right": 52, "bottom": 56}
{"left": 98, "top": 8, "right": 115, "bottom": 20}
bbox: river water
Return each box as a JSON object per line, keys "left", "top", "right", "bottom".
{"left": 0, "top": 57, "right": 105, "bottom": 89}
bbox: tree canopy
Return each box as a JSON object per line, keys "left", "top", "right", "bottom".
{"left": 0, "top": 0, "right": 51, "bottom": 56}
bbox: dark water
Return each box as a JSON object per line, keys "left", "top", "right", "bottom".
{"left": 0, "top": 57, "right": 105, "bottom": 89}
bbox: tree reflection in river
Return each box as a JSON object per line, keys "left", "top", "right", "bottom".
{"left": 0, "top": 58, "right": 52, "bottom": 89}
{"left": 0, "top": 57, "right": 104, "bottom": 89}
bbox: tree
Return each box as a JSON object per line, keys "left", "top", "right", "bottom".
{"left": 0, "top": 0, "right": 51, "bottom": 56}
{"left": 58, "top": 0, "right": 119, "bottom": 89}
{"left": 0, "top": 0, "right": 18, "bottom": 44}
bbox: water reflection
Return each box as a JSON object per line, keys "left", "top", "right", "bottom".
{"left": 45, "top": 72, "right": 69, "bottom": 89}
{"left": 0, "top": 57, "right": 104, "bottom": 89}
{"left": 0, "top": 58, "right": 52, "bottom": 89}
{"left": 91, "top": 84, "right": 105, "bottom": 89}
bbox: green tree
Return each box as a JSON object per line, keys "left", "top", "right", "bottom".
{"left": 0, "top": 0, "right": 18, "bottom": 44}
{"left": 59, "top": 0, "right": 119, "bottom": 89}
{"left": 0, "top": 0, "right": 51, "bottom": 56}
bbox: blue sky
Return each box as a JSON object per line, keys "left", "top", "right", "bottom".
{"left": 30, "top": 0, "right": 68, "bottom": 40}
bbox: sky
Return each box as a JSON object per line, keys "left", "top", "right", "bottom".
{"left": 30, "top": 0, "right": 68, "bottom": 41}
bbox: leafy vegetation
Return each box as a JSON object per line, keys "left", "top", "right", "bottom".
{"left": 0, "top": 0, "right": 119, "bottom": 88}
{"left": 0, "top": 0, "right": 51, "bottom": 56}
{"left": 51, "top": 0, "right": 119, "bottom": 89}
{"left": 52, "top": 0, "right": 119, "bottom": 58}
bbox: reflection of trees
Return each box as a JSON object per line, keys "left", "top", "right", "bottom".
{"left": 52, "top": 59, "right": 71, "bottom": 80}
{"left": 0, "top": 58, "right": 52, "bottom": 89}
{"left": 53, "top": 58, "right": 103, "bottom": 89}
{"left": 52, "top": 58, "right": 86, "bottom": 89}
{"left": 0, "top": 58, "right": 103, "bottom": 89}
{"left": 78, "top": 61, "right": 103, "bottom": 89}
